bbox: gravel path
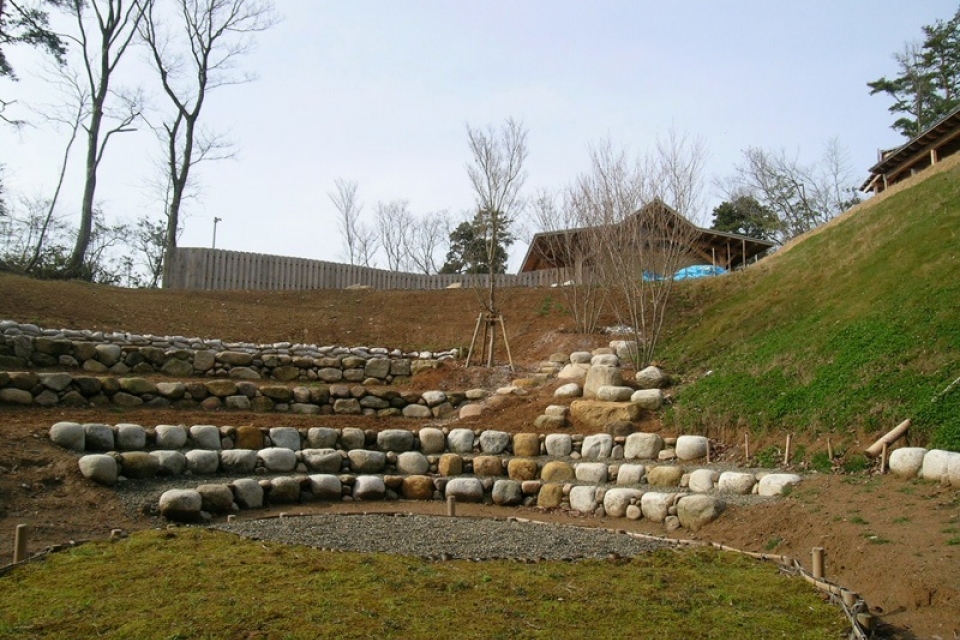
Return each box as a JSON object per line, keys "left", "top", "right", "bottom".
{"left": 213, "top": 513, "right": 672, "bottom": 560}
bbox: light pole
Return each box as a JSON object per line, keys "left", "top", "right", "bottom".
{"left": 212, "top": 216, "right": 222, "bottom": 249}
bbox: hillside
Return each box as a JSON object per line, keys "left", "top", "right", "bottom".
{"left": 659, "top": 159, "right": 960, "bottom": 449}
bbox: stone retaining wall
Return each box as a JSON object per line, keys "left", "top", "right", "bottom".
{"left": 1, "top": 372, "right": 472, "bottom": 415}
{"left": 0, "top": 319, "right": 456, "bottom": 383}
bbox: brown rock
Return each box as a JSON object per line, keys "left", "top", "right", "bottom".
{"left": 540, "top": 460, "right": 574, "bottom": 482}
{"left": 512, "top": 432, "right": 540, "bottom": 457}
{"left": 507, "top": 458, "right": 539, "bottom": 481}
{"left": 536, "top": 483, "right": 565, "bottom": 509}
{"left": 647, "top": 465, "right": 685, "bottom": 487}
{"left": 570, "top": 400, "right": 642, "bottom": 429}
{"left": 235, "top": 425, "right": 264, "bottom": 450}
{"left": 472, "top": 455, "right": 503, "bottom": 477}
{"left": 438, "top": 453, "right": 463, "bottom": 476}
{"left": 401, "top": 475, "right": 435, "bottom": 500}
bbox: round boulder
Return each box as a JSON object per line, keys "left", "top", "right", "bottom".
{"left": 688, "top": 468, "right": 719, "bottom": 493}
{"left": 479, "top": 430, "right": 511, "bottom": 454}
{"left": 888, "top": 447, "right": 927, "bottom": 480}
{"left": 675, "top": 435, "right": 709, "bottom": 461}
{"left": 155, "top": 424, "right": 188, "bottom": 449}
{"left": 220, "top": 449, "right": 258, "bottom": 474}
{"left": 49, "top": 422, "right": 85, "bottom": 452}
{"left": 83, "top": 423, "right": 115, "bottom": 451}
{"left": 677, "top": 495, "right": 725, "bottom": 532}
{"left": 378, "top": 429, "right": 415, "bottom": 453}
{"left": 717, "top": 471, "right": 756, "bottom": 495}
{"left": 491, "top": 479, "right": 523, "bottom": 506}
{"left": 159, "top": 489, "right": 203, "bottom": 522}
{"left": 301, "top": 449, "right": 343, "bottom": 474}
{"left": 445, "top": 477, "right": 484, "bottom": 503}
{"left": 417, "top": 427, "right": 446, "bottom": 454}
{"left": 189, "top": 424, "right": 222, "bottom": 450}
{"left": 401, "top": 475, "right": 435, "bottom": 500}
{"left": 197, "top": 484, "right": 236, "bottom": 514}
{"left": 115, "top": 423, "right": 146, "bottom": 451}
{"left": 603, "top": 488, "right": 642, "bottom": 517}
{"left": 447, "top": 428, "right": 475, "bottom": 454}
{"left": 353, "top": 475, "right": 386, "bottom": 501}
{"left": 647, "top": 465, "right": 684, "bottom": 487}
{"left": 347, "top": 449, "right": 386, "bottom": 473}
{"left": 396, "top": 451, "right": 429, "bottom": 475}
{"left": 569, "top": 485, "right": 599, "bottom": 512}
{"left": 624, "top": 432, "right": 664, "bottom": 460}
{"left": 308, "top": 474, "right": 342, "bottom": 500}
{"left": 258, "top": 447, "right": 298, "bottom": 473}
{"left": 757, "top": 473, "right": 802, "bottom": 496}
{"left": 269, "top": 427, "right": 301, "bottom": 451}
{"left": 541, "top": 461, "right": 574, "bottom": 482}
{"left": 78, "top": 454, "right": 118, "bottom": 486}
{"left": 268, "top": 476, "right": 302, "bottom": 504}
{"left": 151, "top": 450, "right": 186, "bottom": 477}
{"left": 581, "top": 434, "right": 614, "bottom": 459}
{"left": 119, "top": 452, "right": 160, "bottom": 479}
{"left": 185, "top": 449, "right": 220, "bottom": 475}
{"left": 231, "top": 478, "right": 264, "bottom": 509}
{"left": 640, "top": 492, "right": 675, "bottom": 523}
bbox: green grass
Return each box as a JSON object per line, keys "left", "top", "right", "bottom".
{"left": 0, "top": 529, "right": 846, "bottom": 640}
{"left": 660, "top": 165, "right": 960, "bottom": 448}
{"left": 849, "top": 515, "right": 869, "bottom": 525}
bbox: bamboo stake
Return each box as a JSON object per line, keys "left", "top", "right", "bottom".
{"left": 498, "top": 315, "right": 515, "bottom": 372}
{"left": 464, "top": 313, "right": 484, "bottom": 367}
{"left": 827, "top": 437, "right": 833, "bottom": 460}
{"left": 811, "top": 547, "right": 825, "bottom": 579}
{"left": 744, "top": 432, "right": 750, "bottom": 461}
{"left": 13, "top": 524, "right": 28, "bottom": 564}
{"left": 864, "top": 419, "right": 911, "bottom": 458}
{"left": 880, "top": 442, "right": 888, "bottom": 474}
{"left": 783, "top": 434, "right": 792, "bottom": 466}
{"left": 446, "top": 496, "right": 457, "bottom": 517}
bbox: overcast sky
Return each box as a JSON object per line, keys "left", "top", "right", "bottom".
{"left": 1, "top": 1, "right": 956, "bottom": 271}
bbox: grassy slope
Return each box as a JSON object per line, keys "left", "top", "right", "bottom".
{"left": 660, "top": 162, "right": 960, "bottom": 448}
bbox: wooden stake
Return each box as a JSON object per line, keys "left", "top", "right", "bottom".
{"left": 783, "top": 434, "right": 792, "bottom": 466}
{"left": 841, "top": 589, "right": 859, "bottom": 608}
{"left": 827, "top": 437, "right": 833, "bottom": 460}
{"left": 811, "top": 547, "right": 825, "bottom": 579}
{"left": 864, "top": 419, "right": 911, "bottom": 458}
{"left": 744, "top": 432, "right": 750, "bottom": 461}
{"left": 498, "top": 315, "right": 515, "bottom": 372}
{"left": 465, "top": 313, "right": 484, "bottom": 367}
{"left": 881, "top": 442, "right": 888, "bottom": 474}
{"left": 13, "top": 524, "right": 28, "bottom": 564}
{"left": 446, "top": 495, "right": 457, "bottom": 517}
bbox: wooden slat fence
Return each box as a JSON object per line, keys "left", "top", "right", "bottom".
{"left": 164, "top": 247, "right": 560, "bottom": 291}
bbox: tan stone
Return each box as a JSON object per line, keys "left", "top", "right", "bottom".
{"left": 570, "top": 400, "right": 642, "bottom": 429}
{"left": 540, "top": 460, "right": 574, "bottom": 482}
{"left": 234, "top": 425, "right": 264, "bottom": 450}
{"left": 472, "top": 455, "right": 504, "bottom": 477}
{"left": 438, "top": 453, "right": 463, "bottom": 476}
{"left": 513, "top": 432, "right": 540, "bottom": 457}
{"left": 507, "top": 458, "right": 539, "bottom": 481}
{"left": 205, "top": 379, "right": 238, "bottom": 398}
{"left": 647, "top": 465, "right": 685, "bottom": 487}
{"left": 401, "top": 475, "right": 435, "bottom": 500}
{"left": 536, "top": 483, "right": 565, "bottom": 509}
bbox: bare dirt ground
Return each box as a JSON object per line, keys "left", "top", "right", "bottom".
{"left": 0, "top": 273, "right": 958, "bottom": 639}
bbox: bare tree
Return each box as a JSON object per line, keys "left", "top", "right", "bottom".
{"left": 138, "top": 0, "right": 277, "bottom": 281}
{"left": 407, "top": 209, "right": 449, "bottom": 275}
{"left": 374, "top": 199, "right": 413, "bottom": 271}
{"left": 329, "top": 177, "right": 377, "bottom": 266}
{"left": 60, "top": 0, "right": 147, "bottom": 278}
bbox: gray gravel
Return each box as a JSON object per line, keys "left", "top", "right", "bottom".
{"left": 213, "top": 513, "right": 671, "bottom": 560}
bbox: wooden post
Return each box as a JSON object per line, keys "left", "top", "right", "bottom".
{"left": 880, "top": 442, "right": 888, "bottom": 474}
{"left": 13, "top": 524, "right": 28, "bottom": 563}
{"left": 783, "top": 434, "right": 792, "bottom": 466}
{"left": 864, "top": 419, "right": 911, "bottom": 458}
{"left": 826, "top": 437, "right": 833, "bottom": 460}
{"left": 498, "top": 315, "right": 515, "bottom": 372}
{"left": 446, "top": 495, "right": 456, "bottom": 517}
{"left": 464, "top": 313, "right": 484, "bottom": 367}
{"left": 811, "top": 547, "right": 825, "bottom": 579}
{"left": 744, "top": 432, "right": 750, "bottom": 461}
{"left": 841, "top": 589, "right": 858, "bottom": 608}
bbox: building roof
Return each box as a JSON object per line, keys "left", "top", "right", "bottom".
{"left": 519, "top": 200, "right": 776, "bottom": 274}
{"left": 861, "top": 105, "right": 960, "bottom": 192}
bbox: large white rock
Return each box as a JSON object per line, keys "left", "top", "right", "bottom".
{"left": 347, "top": 449, "right": 386, "bottom": 473}
{"left": 402, "top": 404, "right": 432, "bottom": 419}
{"left": 306, "top": 427, "right": 339, "bottom": 449}
{"left": 677, "top": 495, "right": 725, "bottom": 532}
{"left": 596, "top": 385, "right": 635, "bottom": 402}
{"left": 78, "top": 454, "right": 118, "bottom": 486}
{"left": 396, "top": 451, "right": 430, "bottom": 475}
{"left": 421, "top": 390, "right": 447, "bottom": 407}
{"left": 231, "top": 478, "right": 264, "bottom": 509}
{"left": 569, "top": 485, "right": 600, "bottom": 512}
{"left": 675, "top": 435, "right": 709, "bottom": 460}
{"left": 257, "top": 447, "right": 297, "bottom": 472}
{"left": 583, "top": 365, "right": 623, "bottom": 399}
{"left": 575, "top": 462, "right": 608, "bottom": 483}
{"left": 557, "top": 364, "right": 589, "bottom": 380}
{"left": 624, "top": 432, "right": 664, "bottom": 460}
{"left": 603, "top": 488, "right": 642, "bottom": 517}
{"left": 554, "top": 382, "right": 583, "bottom": 398}
{"left": 269, "top": 427, "right": 301, "bottom": 451}
{"left": 49, "top": 422, "right": 85, "bottom": 451}
{"left": 445, "top": 477, "right": 484, "bottom": 503}
{"left": 640, "top": 492, "right": 676, "bottom": 522}
{"left": 757, "top": 473, "right": 802, "bottom": 496}
{"left": 688, "top": 468, "right": 719, "bottom": 493}
{"left": 301, "top": 448, "right": 343, "bottom": 474}
{"left": 610, "top": 340, "right": 638, "bottom": 363}
{"left": 155, "top": 424, "right": 188, "bottom": 449}
{"left": 185, "top": 449, "right": 220, "bottom": 474}
{"left": 950, "top": 454, "right": 960, "bottom": 489}
{"left": 569, "top": 351, "right": 592, "bottom": 364}
{"left": 159, "top": 489, "right": 202, "bottom": 522}
{"left": 220, "top": 449, "right": 258, "bottom": 474}
{"left": 590, "top": 354, "right": 620, "bottom": 367}
{"left": 581, "top": 433, "right": 614, "bottom": 459}
{"left": 309, "top": 474, "right": 343, "bottom": 500}
{"left": 545, "top": 434, "right": 573, "bottom": 457}
{"left": 617, "top": 463, "right": 646, "bottom": 486}
{"left": 269, "top": 476, "right": 302, "bottom": 503}
{"left": 888, "top": 447, "right": 927, "bottom": 480}
{"left": 150, "top": 450, "right": 186, "bottom": 477}
{"left": 115, "top": 424, "right": 146, "bottom": 451}
{"left": 921, "top": 449, "right": 959, "bottom": 483}
{"left": 417, "top": 427, "right": 446, "bottom": 454}
{"left": 190, "top": 424, "right": 221, "bottom": 450}
{"left": 717, "top": 471, "right": 756, "bottom": 495}
{"left": 635, "top": 366, "right": 668, "bottom": 389}
{"left": 630, "top": 389, "right": 664, "bottom": 410}
{"left": 491, "top": 480, "right": 523, "bottom": 506}
{"left": 447, "top": 428, "right": 475, "bottom": 454}
{"left": 479, "top": 430, "right": 511, "bottom": 454}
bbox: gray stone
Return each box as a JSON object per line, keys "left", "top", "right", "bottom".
{"left": 610, "top": 340, "right": 638, "bottom": 363}
{"left": 115, "top": 423, "right": 146, "bottom": 451}
{"left": 554, "top": 382, "right": 583, "bottom": 398}
{"left": 418, "top": 427, "right": 446, "bottom": 454}
{"left": 151, "top": 450, "right": 187, "bottom": 477}
{"left": 583, "top": 365, "right": 623, "bottom": 399}
{"left": 616, "top": 463, "right": 645, "bottom": 486}
{"left": 309, "top": 474, "right": 342, "bottom": 500}
{"left": 306, "top": 427, "right": 339, "bottom": 449}
{"left": 229, "top": 367, "right": 261, "bottom": 380}
{"left": 491, "top": 479, "right": 523, "bottom": 506}
{"left": 447, "top": 428, "right": 475, "bottom": 454}
{"left": 190, "top": 424, "right": 222, "bottom": 450}
{"left": 396, "top": 451, "right": 430, "bottom": 475}
{"left": 340, "top": 427, "right": 366, "bottom": 450}
{"left": 581, "top": 433, "right": 614, "bottom": 459}
{"left": 688, "top": 468, "right": 719, "bottom": 493}
{"left": 402, "top": 403, "right": 432, "bottom": 418}
{"left": 596, "top": 385, "right": 634, "bottom": 402}
{"left": 544, "top": 434, "right": 572, "bottom": 457}
{"left": 155, "top": 382, "right": 186, "bottom": 399}
{"left": 378, "top": 429, "right": 415, "bottom": 452}
{"left": 197, "top": 484, "right": 236, "bottom": 514}
{"left": 575, "top": 462, "right": 608, "bottom": 483}
{"left": 49, "top": 422, "right": 85, "bottom": 451}
{"left": 635, "top": 366, "right": 668, "bottom": 389}
{"left": 218, "top": 351, "right": 253, "bottom": 366}
{"left": 421, "top": 390, "right": 447, "bottom": 406}
{"left": 445, "top": 477, "right": 484, "bottom": 503}
{"left": 231, "top": 478, "right": 264, "bottom": 509}
{"left": 557, "top": 364, "right": 589, "bottom": 380}
{"left": 220, "top": 449, "right": 258, "bottom": 473}
{"left": 675, "top": 435, "right": 709, "bottom": 460}
{"left": 348, "top": 449, "right": 386, "bottom": 473}
{"left": 95, "top": 343, "right": 122, "bottom": 366}
{"left": 159, "top": 489, "right": 203, "bottom": 522}
{"left": 677, "top": 495, "right": 725, "bottom": 532}
{"left": 302, "top": 449, "right": 343, "bottom": 473}
{"left": 40, "top": 373, "right": 74, "bottom": 392}
{"left": 0, "top": 388, "right": 33, "bottom": 405}
{"left": 603, "top": 488, "right": 642, "bottom": 517}
{"left": 570, "top": 351, "right": 592, "bottom": 364}
{"left": 569, "top": 485, "right": 600, "bottom": 513}
{"left": 161, "top": 359, "right": 194, "bottom": 377}
{"left": 757, "top": 473, "right": 802, "bottom": 496}
{"left": 78, "top": 454, "right": 118, "bottom": 486}
{"left": 353, "top": 475, "right": 387, "bottom": 500}
{"left": 717, "top": 472, "right": 756, "bottom": 495}
{"left": 155, "top": 424, "right": 188, "bottom": 449}
{"left": 83, "top": 423, "right": 115, "bottom": 451}
{"left": 921, "top": 449, "right": 959, "bottom": 483}
{"left": 269, "top": 427, "right": 301, "bottom": 451}
{"left": 624, "top": 432, "right": 664, "bottom": 460}
{"left": 118, "top": 451, "right": 160, "bottom": 479}
{"left": 268, "top": 476, "right": 302, "bottom": 504}
{"left": 630, "top": 389, "right": 664, "bottom": 410}
{"left": 888, "top": 447, "right": 927, "bottom": 480}
{"left": 225, "top": 395, "right": 252, "bottom": 410}
{"left": 640, "top": 492, "right": 675, "bottom": 523}
{"left": 364, "top": 358, "right": 391, "bottom": 379}
{"left": 258, "top": 447, "right": 298, "bottom": 472}
{"left": 479, "top": 430, "right": 511, "bottom": 454}
{"left": 185, "top": 449, "right": 220, "bottom": 475}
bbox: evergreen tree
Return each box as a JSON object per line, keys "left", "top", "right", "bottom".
{"left": 440, "top": 210, "right": 513, "bottom": 275}
{"left": 710, "top": 195, "right": 779, "bottom": 241}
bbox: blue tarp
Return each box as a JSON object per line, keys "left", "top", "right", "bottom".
{"left": 673, "top": 265, "right": 727, "bottom": 280}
